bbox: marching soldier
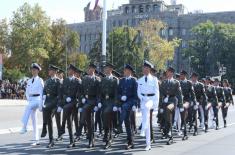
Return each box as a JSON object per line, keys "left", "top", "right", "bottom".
{"left": 73, "top": 67, "right": 83, "bottom": 141}
{"left": 20, "top": 63, "right": 44, "bottom": 146}
{"left": 100, "top": 62, "right": 119, "bottom": 149}
{"left": 58, "top": 64, "right": 81, "bottom": 148}
{"left": 118, "top": 64, "right": 138, "bottom": 150}
{"left": 55, "top": 68, "right": 64, "bottom": 141}
{"left": 159, "top": 67, "right": 183, "bottom": 145}
{"left": 78, "top": 63, "right": 100, "bottom": 148}
{"left": 41, "top": 65, "right": 61, "bottom": 148}
{"left": 213, "top": 78, "right": 226, "bottom": 129}
{"left": 191, "top": 72, "right": 208, "bottom": 132}
{"left": 205, "top": 77, "right": 219, "bottom": 130}
{"left": 179, "top": 70, "right": 197, "bottom": 139}
{"left": 137, "top": 61, "right": 159, "bottom": 151}
{"left": 222, "top": 79, "right": 234, "bottom": 127}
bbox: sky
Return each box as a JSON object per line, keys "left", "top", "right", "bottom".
{"left": 0, "top": 0, "right": 235, "bottom": 24}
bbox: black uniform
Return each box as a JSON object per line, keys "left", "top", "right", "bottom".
{"left": 159, "top": 78, "right": 183, "bottom": 145}
{"left": 60, "top": 76, "right": 81, "bottom": 147}
{"left": 78, "top": 74, "right": 100, "bottom": 148}
{"left": 222, "top": 86, "right": 234, "bottom": 127}
{"left": 42, "top": 76, "right": 61, "bottom": 147}
{"left": 193, "top": 81, "right": 208, "bottom": 132}
{"left": 180, "top": 79, "right": 196, "bottom": 139}
{"left": 100, "top": 75, "right": 119, "bottom": 149}
{"left": 205, "top": 85, "right": 219, "bottom": 130}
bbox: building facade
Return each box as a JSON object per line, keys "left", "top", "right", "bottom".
{"left": 68, "top": 0, "right": 235, "bottom": 72}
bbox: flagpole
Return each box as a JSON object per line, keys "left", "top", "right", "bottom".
{"left": 102, "top": 0, "right": 107, "bottom": 67}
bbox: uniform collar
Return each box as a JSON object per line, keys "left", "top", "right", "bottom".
{"left": 68, "top": 75, "right": 75, "bottom": 80}
{"left": 125, "top": 75, "right": 132, "bottom": 80}
{"left": 107, "top": 74, "right": 114, "bottom": 79}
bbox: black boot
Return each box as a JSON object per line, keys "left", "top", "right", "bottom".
{"left": 104, "top": 141, "right": 111, "bottom": 149}
{"left": 67, "top": 142, "right": 75, "bottom": 148}
{"left": 41, "top": 124, "right": 47, "bottom": 138}
{"left": 126, "top": 142, "right": 134, "bottom": 150}
{"left": 47, "top": 140, "right": 55, "bottom": 149}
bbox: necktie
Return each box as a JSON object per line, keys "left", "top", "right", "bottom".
{"left": 32, "top": 78, "right": 34, "bottom": 84}
{"left": 145, "top": 76, "right": 147, "bottom": 83}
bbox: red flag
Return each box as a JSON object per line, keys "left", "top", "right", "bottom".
{"left": 93, "top": 0, "right": 99, "bottom": 10}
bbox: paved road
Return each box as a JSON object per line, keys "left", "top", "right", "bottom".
{"left": 0, "top": 100, "right": 235, "bottom": 155}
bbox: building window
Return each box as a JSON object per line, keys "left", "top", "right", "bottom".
{"left": 132, "top": 19, "right": 136, "bottom": 26}
{"left": 161, "top": 29, "right": 166, "bottom": 37}
{"left": 139, "top": 5, "right": 144, "bottom": 13}
{"left": 153, "top": 4, "right": 159, "bottom": 12}
{"left": 182, "top": 29, "right": 186, "bottom": 35}
{"left": 112, "top": 20, "right": 116, "bottom": 27}
{"left": 132, "top": 6, "right": 136, "bottom": 13}
{"left": 84, "top": 34, "right": 87, "bottom": 41}
{"left": 146, "top": 5, "right": 151, "bottom": 12}
{"left": 118, "top": 20, "right": 122, "bottom": 26}
{"left": 125, "top": 6, "right": 130, "bottom": 14}
{"left": 182, "top": 40, "right": 187, "bottom": 48}
{"left": 168, "top": 28, "right": 173, "bottom": 36}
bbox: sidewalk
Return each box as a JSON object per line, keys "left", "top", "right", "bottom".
{"left": 0, "top": 99, "right": 27, "bottom": 106}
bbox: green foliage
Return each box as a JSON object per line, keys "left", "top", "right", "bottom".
{"left": 184, "top": 20, "right": 235, "bottom": 83}
{"left": 3, "top": 68, "right": 25, "bottom": 82}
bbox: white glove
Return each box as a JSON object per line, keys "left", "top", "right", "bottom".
{"left": 121, "top": 96, "right": 127, "bottom": 101}
{"left": 118, "top": 107, "right": 122, "bottom": 112}
{"left": 43, "top": 95, "right": 46, "bottom": 100}
{"left": 94, "top": 106, "right": 98, "bottom": 112}
{"left": 180, "top": 108, "right": 184, "bottom": 112}
{"left": 196, "top": 102, "right": 200, "bottom": 106}
{"left": 66, "top": 97, "right": 72, "bottom": 103}
{"left": 132, "top": 106, "right": 137, "bottom": 112}
{"left": 57, "top": 107, "right": 63, "bottom": 113}
{"left": 78, "top": 108, "right": 83, "bottom": 113}
{"left": 82, "top": 98, "right": 86, "bottom": 104}
{"left": 194, "top": 105, "right": 198, "bottom": 110}
{"left": 113, "top": 106, "right": 118, "bottom": 112}
{"left": 190, "top": 102, "right": 194, "bottom": 106}
{"left": 160, "top": 108, "right": 164, "bottom": 113}
{"left": 98, "top": 103, "right": 102, "bottom": 108}
{"left": 38, "top": 106, "right": 43, "bottom": 112}
{"left": 164, "top": 97, "right": 169, "bottom": 103}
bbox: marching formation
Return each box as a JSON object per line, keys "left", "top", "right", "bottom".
{"left": 19, "top": 61, "right": 234, "bottom": 151}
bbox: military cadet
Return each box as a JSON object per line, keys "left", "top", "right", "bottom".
{"left": 205, "top": 77, "right": 219, "bottom": 130}
{"left": 78, "top": 63, "right": 100, "bottom": 148}
{"left": 100, "top": 62, "right": 119, "bottom": 149}
{"left": 191, "top": 72, "right": 208, "bottom": 132}
{"left": 179, "top": 70, "right": 197, "bottom": 139}
{"left": 118, "top": 64, "right": 138, "bottom": 150}
{"left": 20, "top": 63, "right": 44, "bottom": 146}
{"left": 222, "top": 79, "right": 234, "bottom": 127}
{"left": 58, "top": 64, "right": 81, "bottom": 148}
{"left": 112, "top": 70, "right": 123, "bottom": 138}
{"left": 173, "top": 73, "right": 181, "bottom": 133}
{"left": 73, "top": 67, "right": 83, "bottom": 141}
{"left": 55, "top": 68, "right": 64, "bottom": 141}
{"left": 213, "top": 78, "right": 226, "bottom": 129}
{"left": 159, "top": 67, "right": 183, "bottom": 145}
{"left": 137, "top": 61, "right": 159, "bottom": 151}
{"left": 41, "top": 65, "right": 61, "bottom": 148}
{"left": 94, "top": 71, "right": 105, "bottom": 136}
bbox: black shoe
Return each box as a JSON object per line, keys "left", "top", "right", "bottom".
{"left": 60, "top": 129, "right": 65, "bottom": 136}
{"left": 104, "top": 142, "right": 111, "bottom": 149}
{"left": 47, "top": 141, "right": 55, "bottom": 149}
{"left": 74, "top": 136, "right": 80, "bottom": 142}
{"left": 182, "top": 135, "right": 188, "bottom": 141}
{"left": 151, "top": 139, "right": 155, "bottom": 143}
{"left": 67, "top": 142, "right": 75, "bottom": 148}
{"left": 193, "top": 132, "right": 198, "bottom": 136}
{"left": 125, "top": 143, "right": 134, "bottom": 150}
{"left": 41, "top": 132, "right": 47, "bottom": 138}
{"left": 166, "top": 137, "right": 173, "bottom": 145}
{"left": 114, "top": 133, "right": 119, "bottom": 138}
{"left": 87, "top": 141, "right": 95, "bottom": 148}
{"left": 56, "top": 136, "right": 63, "bottom": 141}
{"left": 215, "top": 126, "right": 219, "bottom": 130}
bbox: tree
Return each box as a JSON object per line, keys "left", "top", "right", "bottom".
{"left": 0, "top": 19, "right": 9, "bottom": 54}
{"left": 184, "top": 21, "right": 235, "bottom": 83}
{"left": 68, "top": 52, "right": 89, "bottom": 71}
{"left": 7, "top": 3, "right": 52, "bottom": 77}
{"left": 137, "top": 19, "right": 180, "bottom": 71}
